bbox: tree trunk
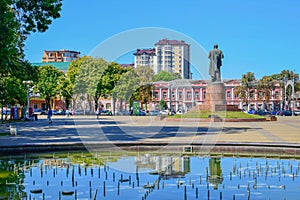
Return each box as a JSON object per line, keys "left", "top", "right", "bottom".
{"left": 45, "top": 96, "right": 51, "bottom": 109}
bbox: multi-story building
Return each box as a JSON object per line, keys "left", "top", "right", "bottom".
{"left": 155, "top": 39, "right": 191, "bottom": 79}
{"left": 151, "top": 79, "right": 298, "bottom": 112}
{"left": 42, "top": 49, "right": 80, "bottom": 63}
{"left": 133, "top": 48, "right": 157, "bottom": 70}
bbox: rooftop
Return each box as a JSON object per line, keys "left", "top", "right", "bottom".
{"left": 155, "top": 39, "right": 188, "bottom": 46}
{"left": 44, "top": 49, "right": 80, "bottom": 54}
{"left": 32, "top": 62, "right": 71, "bottom": 72}
{"left": 134, "top": 48, "right": 156, "bottom": 55}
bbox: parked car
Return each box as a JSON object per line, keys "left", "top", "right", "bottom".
{"left": 277, "top": 110, "right": 292, "bottom": 116}
{"left": 247, "top": 109, "right": 256, "bottom": 114}
{"left": 176, "top": 110, "right": 184, "bottom": 115}
{"left": 159, "top": 110, "right": 168, "bottom": 115}
{"left": 271, "top": 110, "right": 280, "bottom": 115}
{"left": 57, "top": 110, "right": 66, "bottom": 115}
{"left": 254, "top": 110, "right": 271, "bottom": 116}
{"left": 100, "top": 109, "right": 112, "bottom": 116}
{"left": 139, "top": 110, "right": 146, "bottom": 116}
{"left": 148, "top": 110, "right": 160, "bottom": 116}
{"left": 33, "top": 109, "right": 42, "bottom": 115}
{"left": 294, "top": 110, "right": 300, "bottom": 116}
{"left": 115, "top": 110, "right": 130, "bottom": 115}
{"left": 66, "top": 110, "right": 72, "bottom": 116}
{"left": 52, "top": 110, "right": 59, "bottom": 115}
{"left": 74, "top": 110, "right": 84, "bottom": 115}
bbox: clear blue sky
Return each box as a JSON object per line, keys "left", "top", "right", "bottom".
{"left": 25, "top": 0, "right": 300, "bottom": 80}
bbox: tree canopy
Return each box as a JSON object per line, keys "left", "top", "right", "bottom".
{"left": 153, "top": 70, "right": 181, "bottom": 81}
{"left": 35, "top": 65, "right": 65, "bottom": 109}
{"left": 0, "top": 0, "right": 62, "bottom": 111}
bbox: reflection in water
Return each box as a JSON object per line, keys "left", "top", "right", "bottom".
{"left": 135, "top": 154, "right": 190, "bottom": 179}
{"left": 0, "top": 152, "right": 299, "bottom": 200}
{"left": 208, "top": 157, "right": 223, "bottom": 190}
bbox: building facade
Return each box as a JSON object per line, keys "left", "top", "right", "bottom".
{"left": 151, "top": 79, "right": 298, "bottom": 112}
{"left": 155, "top": 39, "right": 191, "bottom": 79}
{"left": 133, "top": 39, "right": 191, "bottom": 79}
{"left": 42, "top": 49, "right": 80, "bottom": 62}
{"left": 133, "top": 48, "right": 157, "bottom": 70}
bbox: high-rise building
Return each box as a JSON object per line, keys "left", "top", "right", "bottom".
{"left": 42, "top": 49, "right": 80, "bottom": 63}
{"left": 133, "top": 48, "right": 157, "bottom": 71}
{"left": 155, "top": 39, "right": 191, "bottom": 79}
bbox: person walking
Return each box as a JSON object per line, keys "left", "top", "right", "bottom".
{"left": 48, "top": 108, "right": 53, "bottom": 124}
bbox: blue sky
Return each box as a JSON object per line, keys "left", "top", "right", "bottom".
{"left": 25, "top": 0, "right": 300, "bottom": 80}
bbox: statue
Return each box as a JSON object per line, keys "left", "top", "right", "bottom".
{"left": 208, "top": 44, "right": 224, "bottom": 82}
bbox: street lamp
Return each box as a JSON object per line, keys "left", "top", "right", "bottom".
{"left": 282, "top": 76, "right": 286, "bottom": 111}
{"left": 22, "top": 80, "right": 33, "bottom": 118}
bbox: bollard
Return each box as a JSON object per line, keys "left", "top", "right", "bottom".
{"left": 208, "top": 189, "right": 210, "bottom": 200}
{"left": 184, "top": 185, "right": 187, "bottom": 200}
{"left": 103, "top": 181, "right": 106, "bottom": 197}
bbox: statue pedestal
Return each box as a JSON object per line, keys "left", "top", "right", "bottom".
{"left": 198, "top": 82, "right": 240, "bottom": 112}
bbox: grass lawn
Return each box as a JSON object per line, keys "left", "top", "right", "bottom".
{"left": 169, "top": 110, "right": 265, "bottom": 119}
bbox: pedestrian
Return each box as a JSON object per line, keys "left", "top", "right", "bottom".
{"left": 97, "top": 105, "right": 103, "bottom": 119}
{"left": 48, "top": 108, "right": 53, "bottom": 124}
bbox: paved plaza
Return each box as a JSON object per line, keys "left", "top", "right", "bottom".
{"left": 0, "top": 115, "right": 299, "bottom": 153}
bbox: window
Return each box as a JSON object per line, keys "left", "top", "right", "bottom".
{"left": 186, "top": 92, "right": 191, "bottom": 99}
{"left": 227, "top": 91, "right": 231, "bottom": 98}
{"left": 106, "top": 103, "right": 111, "bottom": 109}
{"left": 163, "top": 92, "right": 167, "bottom": 99}
{"left": 275, "top": 91, "right": 279, "bottom": 99}
{"left": 195, "top": 91, "right": 199, "bottom": 99}
{"left": 154, "top": 92, "right": 159, "bottom": 99}
{"left": 179, "top": 92, "right": 182, "bottom": 99}
{"left": 172, "top": 92, "right": 175, "bottom": 98}
{"left": 203, "top": 91, "right": 206, "bottom": 99}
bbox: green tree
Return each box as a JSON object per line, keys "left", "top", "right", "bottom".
{"left": 73, "top": 57, "right": 108, "bottom": 111}
{"left": 112, "top": 70, "right": 140, "bottom": 111}
{"left": 0, "top": 0, "right": 62, "bottom": 119}
{"left": 271, "top": 70, "right": 300, "bottom": 96}
{"left": 153, "top": 70, "right": 181, "bottom": 81}
{"left": 96, "top": 62, "right": 129, "bottom": 109}
{"left": 234, "top": 72, "right": 256, "bottom": 111}
{"left": 67, "top": 56, "right": 88, "bottom": 109}
{"left": 132, "top": 66, "right": 155, "bottom": 109}
{"left": 257, "top": 76, "right": 275, "bottom": 110}
{"left": 159, "top": 99, "right": 167, "bottom": 110}
{"left": 57, "top": 75, "right": 72, "bottom": 110}
{"left": 35, "top": 65, "right": 65, "bottom": 109}
{"left": 0, "top": 0, "right": 62, "bottom": 76}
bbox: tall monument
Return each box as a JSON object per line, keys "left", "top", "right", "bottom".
{"left": 199, "top": 44, "right": 226, "bottom": 111}
{"left": 198, "top": 44, "right": 239, "bottom": 112}
{"left": 208, "top": 44, "right": 224, "bottom": 82}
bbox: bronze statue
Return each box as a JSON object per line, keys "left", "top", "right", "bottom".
{"left": 208, "top": 44, "right": 224, "bottom": 82}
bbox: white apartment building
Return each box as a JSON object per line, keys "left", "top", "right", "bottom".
{"left": 155, "top": 39, "right": 191, "bottom": 79}
{"left": 133, "top": 48, "right": 157, "bottom": 71}
{"left": 133, "top": 39, "right": 191, "bottom": 79}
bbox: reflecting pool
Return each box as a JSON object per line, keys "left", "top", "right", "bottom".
{"left": 0, "top": 152, "right": 299, "bottom": 199}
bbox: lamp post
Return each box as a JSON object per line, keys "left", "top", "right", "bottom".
{"left": 22, "top": 80, "right": 33, "bottom": 118}
{"left": 292, "top": 76, "right": 295, "bottom": 116}
{"left": 282, "top": 76, "right": 286, "bottom": 111}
